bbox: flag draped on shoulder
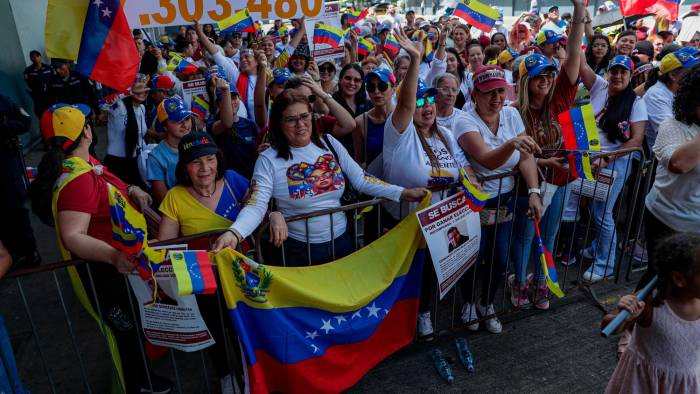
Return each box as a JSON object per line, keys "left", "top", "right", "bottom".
{"left": 215, "top": 195, "right": 432, "bottom": 394}
{"left": 557, "top": 103, "right": 600, "bottom": 180}
{"left": 453, "top": 0, "right": 500, "bottom": 32}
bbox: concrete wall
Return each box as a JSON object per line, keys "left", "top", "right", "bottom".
{"left": 0, "top": 0, "right": 48, "bottom": 147}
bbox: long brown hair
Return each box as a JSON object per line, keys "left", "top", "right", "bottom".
{"left": 517, "top": 74, "right": 560, "bottom": 149}
{"left": 416, "top": 122, "right": 453, "bottom": 173}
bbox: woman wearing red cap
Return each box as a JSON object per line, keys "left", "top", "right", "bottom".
{"left": 508, "top": 0, "right": 586, "bottom": 309}
{"left": 456, "top": 65, "right": 542, "bottom": 334}
{"left": 32, "top": 104, "right": 171, "bottom": 392}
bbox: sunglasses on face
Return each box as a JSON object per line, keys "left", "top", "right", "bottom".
{"left": 343, "top": 75, "right": 362, "bottom": 83}
{"left": 366, "top": 81, "right": 389, "bottom": 93}
{"left": 283, "top": 112, "right": 312, "bottom": 126}
{"left": 416, "top": 95, "right": 436, "bottom": 107}
{"left": 533, "top": 72, "right": 555, "bottom": 80}
{"left": 320, "top": 65, "right": 335, "bottom": 73}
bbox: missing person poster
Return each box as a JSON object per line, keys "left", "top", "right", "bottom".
{"left": 416, "top": 192, "right": 481, "bottom": 299}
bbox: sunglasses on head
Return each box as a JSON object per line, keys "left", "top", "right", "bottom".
{"left": 343, "top": 75, "right": 363, "bottom": 83}
{"left": 366, "top": 81, "right": 389, "bottom": 93}
{"left": 416, "top": 95, "right": 435, "bottom": 107}
{"left": 320, "top": 65, "right": 335, "bottom": 73}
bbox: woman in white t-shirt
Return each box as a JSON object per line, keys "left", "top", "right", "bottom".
{"left": 382, "top": 29, "right": 476, "bottom": 339}
{"left": 564, "top": 55, "right": 648, "bottom": 282}
{"left": 457, "top": 65, "right": 543, "bottom": 334}
{"left": 211, "top": 90, "right": 426, "bottom": 266}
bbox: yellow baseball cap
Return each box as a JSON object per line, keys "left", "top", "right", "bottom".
{"left": 40, "top": 103, "right": 90, "bottom": 151}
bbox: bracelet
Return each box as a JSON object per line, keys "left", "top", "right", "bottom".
{"left": 528, "top": 187, "right": 542, "bottom": 196}
{"left": 226, "top": 228, "right": 242, "bottom": 243}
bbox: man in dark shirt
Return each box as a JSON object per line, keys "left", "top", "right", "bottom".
{"left": 23, "top": 50, "right": 53, "bottom": 118}
{"left": 47, "top": 59, "right": 99, "bottom": 113}
{"left": 447, "top": 226, "right": 469, "bottom": 253}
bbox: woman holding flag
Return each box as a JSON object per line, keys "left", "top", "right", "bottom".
{"left": 31, "top": 104, "right": 171, "bottom": 393}
{"left": 564, "top": 54, "right": 648, "bottom": 282}
{"left": 508, "top": 0, "right": 585, "bottom": 309}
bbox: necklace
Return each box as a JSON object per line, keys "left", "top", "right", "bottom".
{"left": 192, "top": 181, "right": 217, "bottom": 198}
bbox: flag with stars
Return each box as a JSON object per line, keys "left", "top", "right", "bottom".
{"left": 215, "top": 195, "right": 431, "bottom": 394}
{"left": 72, "top": 0, "right": 139, "bottom": 91}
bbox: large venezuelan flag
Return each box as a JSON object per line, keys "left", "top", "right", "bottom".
{"left": 453, "top": 0, "right": 500, "bottom": 32}
{"left": 216, "top": 196, "right": 431, "bottom": 393}
{"left": 74, "top": 0, "right": 139, "bottom": 91}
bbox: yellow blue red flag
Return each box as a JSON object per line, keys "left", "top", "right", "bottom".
{"left": 557, "top": 103, "right": 601, "bottom": 180}
{"left": 215, "top": 195, "right": 431, "bottom": 393}
{"left": 218, "top": 8, "right": 256, "bottom": 33}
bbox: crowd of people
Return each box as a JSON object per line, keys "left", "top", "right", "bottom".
{"left": 8, "top": 0, "right": 700, "bottom": 392}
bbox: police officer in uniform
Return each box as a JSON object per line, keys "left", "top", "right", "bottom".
{"left": 23, "top": 50, "right": 53, "bottom": 118}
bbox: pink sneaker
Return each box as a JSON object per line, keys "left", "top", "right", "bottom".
{"left": 533, "top": 282, "right": 550, "bottom": 310}
{"left": 508, "top": 274, "right": 531, "bottom": 308}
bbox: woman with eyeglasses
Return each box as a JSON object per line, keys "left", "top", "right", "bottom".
{"left": 507, "top": 0, "right": 585, "bottom": 309}
{"left": 211, "top": 90, "right": 427, "bottom": 264}
{"left": 383, "top": 29, "right": 471, "bottom": 339}
{"left": 318, "top": 61, "right": 337, "bottom": 94}
{"left": 563, "top": 54, "right": 648, "bottom": 282}
{"left": 445, "top": 48, "right": 469, "bottom": 109}
{"left": 457, "top": 65, "right": 544, "bottom": 333}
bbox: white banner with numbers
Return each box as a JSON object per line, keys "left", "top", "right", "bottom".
{"left": 125, "top": 0, "right": 326, "bottom": 28}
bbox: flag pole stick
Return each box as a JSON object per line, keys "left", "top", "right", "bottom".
{"left": 600, "top": 276, "right": 657, "bottom": 338}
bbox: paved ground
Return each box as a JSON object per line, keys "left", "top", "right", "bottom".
{"left": 0, "top": 129, "right": 637, "bottom": 393}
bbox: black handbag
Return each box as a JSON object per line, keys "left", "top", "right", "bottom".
{"left": 323, "top": 134, "right": 359, "bottom": 205}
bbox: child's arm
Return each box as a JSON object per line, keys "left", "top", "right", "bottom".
{"left": 601, "top": 294, "right": 646, "bottom": 335}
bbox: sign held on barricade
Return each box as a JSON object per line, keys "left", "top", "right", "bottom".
{"left": 125, "top": 0, "right": 326, "bottom": 28}
{"left": 416, "top": 192, "right": 481, "bottom": 299}
{"left": 571, "top": 167, "right": 616, "bottom": 201}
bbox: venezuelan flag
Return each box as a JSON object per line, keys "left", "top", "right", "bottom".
{"left": 56, "top": 0, "right": 139, "bottom": 91}
{"left": 273, "top": 24, "right": 289, "bottom": 38}
{"left": 106, "top": 184, "right": 166, "bottom": 280}
{"left": 358, "top": 38, "right": 375, "bottom": 56}
{"left": 347, "top": 9, "right": 369, "bottom": 24}
{"left": 453, "top": 0, "right": 500, "bottom": 33}
{"left": 170, "top": 250, "right": 217, "bottom": 295}
{"left": 411, "top": 30, "right": 433, "bottom": 62}
{"left": 218, "top": 8, "right": 256, "bottom": 33}
{"left": 533, "top": 219, "right": 564, "bottom": 298}
{"left": 191, "top": 95, "right": 210, "bottom": 120}
{"left": 313, "top": 23, "right": 344, "bottom": 48}
{"left": 216, "top": 195, "right": 431, "bottom": 393}
{"left": 557, "top": 103, "right": 600, "bottom": 180}
{"left": 459, "top": 168, "right": 490, "bottom": 212}
{"left": 384, "top": 34, "right": 400, "bottom": 58}
{"left": 167, "top": 53, "right": 198, "bottom": 74}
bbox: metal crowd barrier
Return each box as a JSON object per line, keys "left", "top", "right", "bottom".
{"left": 0, "top": 148, "right": 651, "bottom": 392}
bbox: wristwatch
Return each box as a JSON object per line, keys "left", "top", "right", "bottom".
{"left": 528, "top": 187, "right": 542, "bottom": 196}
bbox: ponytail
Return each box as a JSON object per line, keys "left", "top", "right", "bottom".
{"left": 30, "top": 134, "right": 83, "bottom": 226}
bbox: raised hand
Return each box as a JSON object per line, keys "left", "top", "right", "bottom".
{"left": 393, "top": 28, "right": 422, "bottom": 59}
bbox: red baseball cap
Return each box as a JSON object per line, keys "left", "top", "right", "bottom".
{"left": 472, "top": 66, "right": 508, "bottom": 92}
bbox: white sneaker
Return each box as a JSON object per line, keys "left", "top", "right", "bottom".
{"left": 461, "top": 303, "right": 479, "bottom": 331}
{"left": 582, "top": 269, "right": 612, "bottom": 283}
{"left": 581, "top": 247, "right": 594, "bottom": 260}
{"left": 476, "top": 303, "right": 502, "bottom": 334}
{"left": 417, "top": 311, "right": 434, "bottom": 338}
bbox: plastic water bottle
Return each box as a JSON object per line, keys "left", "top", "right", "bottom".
{"left": 431, "top": 348, "right": 454, "bottom": 384}
{"left": 455, "top": 337, "right": 475, "bottom": 373}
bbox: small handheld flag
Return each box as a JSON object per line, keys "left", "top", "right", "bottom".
{"left": 170, "top": 250, "right": 218, "bottom": 295}
{"left": 384, "top": 34, "right": 400, "bottom": 58}
{"left": 411, "top": 31, "right": 433, "bottom": 62}
{"left": 313, "top": 23, "right": 344, "bottom": 48}
{"left": 218, "top": 8, "right": 256, "bottom": 33}
{"left": 453, "top": 0, "right": 500, "bottom": 32}
{"left": 191, "top": 95, "right": 210, "bottom": 120}
{"left": 557, "top": 103, "right": 601, "bottom": 180}
{"left": 459, "top": 168, "right": 491, "bottom": 212}
{"left": 347, "top": 9, "right": 369, "bottom": 24}
{"left": 167, "top": 53, "right": 198, "bottom": 74}
{"left": 533, "top": 219, "right": 565, "bottom": 298}
{"left": 358, "top": 38, "right": 375, "bottom": 56}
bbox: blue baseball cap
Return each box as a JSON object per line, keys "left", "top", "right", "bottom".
{"left": 416, "top": 78, "right": 438, "bottom": 99}
{"left": 659, "top": 47, "right": 700, "bottom": 74}
{"left": 365, "top": 68, "right": 396, "bottom": 84}
{"left": 157, "top": 97, "right": 192, "bottom": 124}
{"left": 608, "top": 55, "right": 634, "bottom": 72}
{"left": 519, "top": 53, "right": 557, "bottom": 78}
{"left": 379, "top": 23, "right": 392, "bottom": 33}
{"left": 271, "top": 68, "right": 292, "bottom": 86}
{"left": 536, "top": 30, "right": 560, "bottom": 45}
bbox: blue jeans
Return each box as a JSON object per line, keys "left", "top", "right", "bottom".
{"left": 280, "top": 231, "right": 354, "bottom": 267}
{"left": 563, "top": 155, "right": 633, "bottom": 277}
{"left": 0, "top": 316, "right": 29, "bottom": 394}
{"left": 459, "top": 193, "right": 514, "bottom": 306}
{"left": 511, "top": 187, "right": 566, "bottom": 283}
